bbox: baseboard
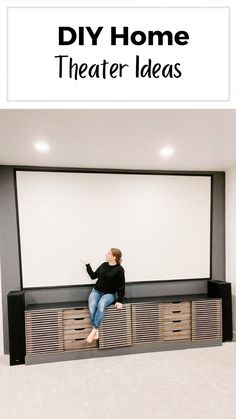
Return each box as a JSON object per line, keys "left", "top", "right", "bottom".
{"left": 233, "top": 331, "right": 236, "bottom": 342}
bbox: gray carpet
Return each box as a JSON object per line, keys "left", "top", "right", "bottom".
{"left": 1, "top": 342, "right": 236, "bottom": 419}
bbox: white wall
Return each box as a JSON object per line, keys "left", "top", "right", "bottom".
{"left": 226, "top": 164, "right": 236, "bottom": 340}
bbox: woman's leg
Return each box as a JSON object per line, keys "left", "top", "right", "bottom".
{"left": 87, "top": 288, "right": 104, "bottom": 343}
{"left": 88, "top": 288, "right": 102, "bottom": 325}
{"left": 93, "top": 292, "right": 116, "bottom": 329}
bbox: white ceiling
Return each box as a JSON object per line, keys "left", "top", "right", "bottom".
{"left": 0, "top": 109, "right": 236, "bottom": 171}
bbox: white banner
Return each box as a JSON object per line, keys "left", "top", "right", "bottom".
{"left": 7, "top": 7, "right": 229, "bottom": 102}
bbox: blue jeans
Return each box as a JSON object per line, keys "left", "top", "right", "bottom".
{"left": 88, "top": 288, "right": 116, "bottom": 329}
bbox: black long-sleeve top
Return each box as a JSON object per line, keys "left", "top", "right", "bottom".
{"left": 86, "top": 262, "right": 125, "bottom": 303}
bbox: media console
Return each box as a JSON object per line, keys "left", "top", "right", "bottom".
{"left": 24, "top": 294, "right": 222, "bottom": 365}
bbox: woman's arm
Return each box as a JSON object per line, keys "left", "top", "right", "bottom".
{"left": 116, "top": 267, "right": 125, "bottom": 304}
{"left": 85, "top": 263, "right": 101, "bottom": 280}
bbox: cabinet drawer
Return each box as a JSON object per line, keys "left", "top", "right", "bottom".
{"left": 164, "top": 319, "right": 190, "bottom": 331}
{"left": 162, "top": 302, "right": 191, "bottom": 320}
{"left": 63, "top": 308, "right": 90, "bottom": 320}
{"left": 64, "top": 328, "right": 91, "bottom": 340}
{"left": 164, "top": 329, "right": 191, "bottom": 341}
{"left": 162, "top": 302, "right": 190, "bottom": 314}
{"left": 163, "top": 312, "right": 191, "bottom": 321}
{"left": 64, "top": 338, "right": 98, "bottom": 351}
{"left": 63, "top": 318, "right": 91, "bottom": 330}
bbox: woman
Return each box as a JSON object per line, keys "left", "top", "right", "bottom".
{"left": 81, "top": 248, "right": 125, "bottom": 343}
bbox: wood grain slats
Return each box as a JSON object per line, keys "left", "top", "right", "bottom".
{"left": 25, "top": 309, "right": 64, "bottom": 355}
{"left": 192, "top": 299, "right": 222, "bottom": 341}
{"left": 99, "top": 305, "right": 132, "bottom": 349}
{"left": 132, "top": 302, "right": 164, "bottom": 343}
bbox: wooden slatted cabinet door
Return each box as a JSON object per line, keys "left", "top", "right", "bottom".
{"left": 25, "top": 309, "right": 64, "bottom": 355}
{"left": 192, "top": 299, "right": 222, "bottom": 341}
{"left": 132, "top": 302, "right": 164, "bottom": 344}
{"left": 99, "top": 304, "right": 132, "bottom": 349}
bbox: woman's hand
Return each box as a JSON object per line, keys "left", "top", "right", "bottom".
{"left": 115, "top": 302, "right": 123, "bottom": 309}
{"left": 80, "top": 259, "right": 89, "bottom": 265}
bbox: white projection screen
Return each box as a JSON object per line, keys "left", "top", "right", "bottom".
{"left": 16, "top": 171, "right": 211, "bottom": 288}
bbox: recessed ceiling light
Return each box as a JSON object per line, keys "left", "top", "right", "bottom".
{"left": 34, "top": 142, "right": 50, "bottom": 153}
{"left": 160, "top": 146, "right": 175, "bottom": 158}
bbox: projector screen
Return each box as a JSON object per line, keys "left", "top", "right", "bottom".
{"left": 16, "top": 170, "right": 211, "bottom": 288}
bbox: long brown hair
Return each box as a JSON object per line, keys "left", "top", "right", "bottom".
{"left": 110, "top": 248, "right": 122, "bottom": 264}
